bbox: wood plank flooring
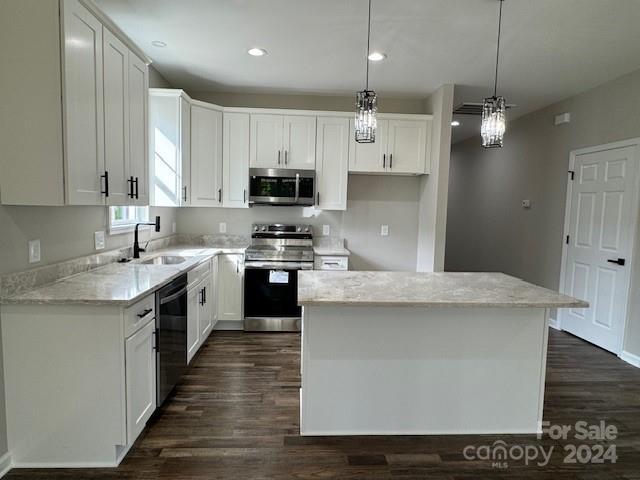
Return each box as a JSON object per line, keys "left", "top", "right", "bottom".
{"left": 6, "top": 329, "right": 640, "bottom": 479}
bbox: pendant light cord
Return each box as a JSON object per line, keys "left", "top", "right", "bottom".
{"left": 493, "top": 0, "right": 504, "bottom": 97}
{"left": 365, "top": 0, "right": 372, "bottom": 90}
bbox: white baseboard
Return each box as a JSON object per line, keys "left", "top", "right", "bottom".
{"left": 619, "top": 350, "right": 640, "bottom": 368}
{"left": 213, "top": 320, "right": 243, "bottom": 331}
{"left": 548, "top": 317, "right": 561, "bottom": 330}
{"left": 0, "top": 452, "right": 12, "bottom": 478}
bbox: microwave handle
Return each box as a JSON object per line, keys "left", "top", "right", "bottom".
{"left": 294, "top": 173, "right": 300, "bottom": 203}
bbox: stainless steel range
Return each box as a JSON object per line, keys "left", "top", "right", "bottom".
{"left": 243, "top": 223, "right": 314, "bottom": 332}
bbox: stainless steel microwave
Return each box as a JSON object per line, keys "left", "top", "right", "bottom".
{"left": 249, "top": 168, "right": 315, "bottom": 206}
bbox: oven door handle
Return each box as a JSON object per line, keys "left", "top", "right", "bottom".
{"left": 159, "top": 286, "right": 187, "bottom": 305}
{"left": 245, "top": 262, "right": 312, "bottom": 270}
{"left": 294, "top": 173, "right": 300, "bottom": 204}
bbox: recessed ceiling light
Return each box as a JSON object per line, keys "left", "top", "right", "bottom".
{"left": 248, "top": 47, "right": 267, "bottom": 57}
{"left": 368, "top": 52, "right": 387, "bottom": 62}
{"left": 451, "top": 121, "right": 461, "bottom": 127}
{"left": 151, "top": 40, "right": 167, "bottom": 48}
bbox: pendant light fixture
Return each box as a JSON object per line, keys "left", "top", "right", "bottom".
{"left": 481, "top": 0, "right": 507, "bottom": 148}
{"left": 355, "top": 0, "right": 377, "bottom": 143}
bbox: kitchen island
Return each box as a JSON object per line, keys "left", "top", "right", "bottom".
{"left": 297, "top": 271, "right": 588, "bottom": 436}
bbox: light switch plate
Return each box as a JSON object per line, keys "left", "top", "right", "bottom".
{"left": 94, "top": 231, "right": 105, "bottom": 250}
{"left": 381, "top": 225, "right": 389, "bottom": 236}
{"left": 28, "top": 239, "right": 41, "bottom": 263}
{"left": 322, "top": 225, "right": 331, "bottom": 236}
{"left": 219, "top": 222, "right": 227, "bottom": 234}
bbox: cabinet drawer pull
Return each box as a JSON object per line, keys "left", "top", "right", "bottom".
{"left": 137, "top": 308, "right": 153, "bottom": 319}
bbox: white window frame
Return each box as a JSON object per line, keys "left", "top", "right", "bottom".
{"left": 108, "top": 206, "right": 150, "bottom": 234}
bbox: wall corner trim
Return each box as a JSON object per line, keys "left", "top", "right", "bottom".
{"left": 0, "top": 452, "right": 12, "bottom": 478}
{"left": 548, "top": 318, "right": 561, "bottom": 330}
{"left": 619, "top": 350, "right": 640, "bottom": 368}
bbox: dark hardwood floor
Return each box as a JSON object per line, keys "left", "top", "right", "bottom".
{"left": 7, "top": 329, "right": 640, "bottom": 479}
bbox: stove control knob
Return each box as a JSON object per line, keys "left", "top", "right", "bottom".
{"left": 261, "top": 225, "right": 266, "bottom": 232}
{"left": 253, "top": 225, "right": 258, "bottom": 231}
{"left": 304, "top": 227, "right": 310, "bottom": 233}
{"left": 297, "top": 226, "right": 302, "bottom": 232}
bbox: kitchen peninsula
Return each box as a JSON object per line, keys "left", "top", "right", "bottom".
{"left": 297, "top": 271, "right": 588, "bottom": 436}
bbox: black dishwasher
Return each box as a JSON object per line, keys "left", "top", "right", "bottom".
{"left": 155, "top": 274, "right": 188, "bottom": 405}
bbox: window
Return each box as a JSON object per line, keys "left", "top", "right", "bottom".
{"left": 108, "top": 206, "right": 149, "bottom": 234}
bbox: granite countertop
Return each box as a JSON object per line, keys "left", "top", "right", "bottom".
{"left": 298, "top": 271, "right": 589, "bottom": 308}
{"left": 313, "top": 246, "right": 351, "bottom": 256}
{"left": 1, "top": 246, "right": 246, "bottom": 307}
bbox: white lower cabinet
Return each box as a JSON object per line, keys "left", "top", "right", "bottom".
{"left": 125, "top": 318, "right": 156, "bottom": 446}
{"left": 217, "top": 254, "right": 244, "bottom": 322}
{"left": 187, "top": 259, "right": 217, "bottom": 363}
{"left": 187, "top": 283, "right": 201, "bottom": 363}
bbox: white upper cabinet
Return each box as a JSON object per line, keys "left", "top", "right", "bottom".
{"left": 250, "top": 114, "right": 284, "bottom": 168}
{"left": 348, "top": 116, "right": 431, "bottom": 175}
{"left": 348, "top": 119, "right": 388, "bottom": 173}
{"left": 250, "top": 114, "right": 316, "bottom": 170}
{"left": 128, "top": 53, "right": 149, "bottom": 206}
{"left": 0, "top": 0, "right": 149, "bottom": 206}
{"left": 149, "top": 90, "right": 191, "bottom": 207}
{"left": 316, "top": 117, "right": 349, "bottom": 211}
{"left": 63, "top": 0, "right": 105, "bottom": 205}
{"left": 223, "top": 112, "right": 250, "bottom": 208}
{"left": 102, "top": 28, "right": 129, "bottom": 206}
{"left": 283, "top": 116, "right": 316, "bottom": 169}
{"left": 190, "top": 103, "right": 223, "bottom": 207}
{"left": 387, "top": 119, "right": 430, "bottom": 174}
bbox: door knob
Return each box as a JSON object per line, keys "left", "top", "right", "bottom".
{"left": 607, "top": 258, "right": 626, "bottom": 266}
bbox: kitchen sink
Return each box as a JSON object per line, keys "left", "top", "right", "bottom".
{"left": 140, "top": 255, "right": 186, "bottom": 265}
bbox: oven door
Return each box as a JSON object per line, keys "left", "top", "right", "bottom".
{"left": 249, "top": 168, "right": 314, "bottom": 206}
{"left": 243, "top": 262, "right": 312, "bottom": 331}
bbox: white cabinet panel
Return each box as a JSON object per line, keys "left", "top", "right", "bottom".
{"left": 128, "top": 53, "right": 149, "bottom": 206}
{"left": 283, "top": 116, "right": 316, "bottom": 170}
{"left": 348, "top": 119, "right": 388, "bottom": 173}
{"left": 199, "top": 276, "right": 214, "bottom": 341}
{"left": 387, "top": 120, "right": 428, "bottom": 174}
{"left": 316, "top": 117, "right": 349, "bottom": 210}
{"left": 223, "top": 113, "right": 250, "bottom": 208}
{"left": 187, "top": 284, "right": 200, "bottom": 364}
{"left": 180, "top": 99, "right": 191, "bottom": 206}
{"left": 191, "top": 105, "right": 223, "bottom": 206}
{"left": 125, "top": 318, "right": 156, "bottom": 446}
{"left": 250, "top": 114, "right": 283, "bottom": 168}
{"left": 102, "top": 28, "right": 129, "bottom": 206}
{"left": 217, "top": 254, "right": 243, "bottom": 321}
{"left": 63, "top": 0, "right": 105, "bottom": 205}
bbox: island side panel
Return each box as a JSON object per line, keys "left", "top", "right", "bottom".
{"left": 301, "top": 305, "right": 549, "bottom": 435}
{"left": 1, "top": 304, "right": 126, "bottom": 467}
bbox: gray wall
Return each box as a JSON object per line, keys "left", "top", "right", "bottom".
{"left": 0, "top": 65, "right": 174, "bottom": 460}
{"left": 178, "top": 175, "right": 422, "bottom": 271}
{"left": 446, "top": 67, "right": 640, "bottom": 357}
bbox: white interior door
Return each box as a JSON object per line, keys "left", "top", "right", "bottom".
{"left": 562, "top": 143, "right": 640, "bottom": 353}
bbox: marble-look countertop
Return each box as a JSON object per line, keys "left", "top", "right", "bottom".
{"left": 313, "top": 246, "right": 351, "bottom": 257}
{"left": 298, "top": 271, "right": 588, "bottom": 308}
{"left": 1, "top": 246, "right": 245, "bottom": 307}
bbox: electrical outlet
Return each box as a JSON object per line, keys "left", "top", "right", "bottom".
{"left": 322, "top": 225, "right": 331, "bottom": 236}
{"left": 380, "top": 225, "right": 389, "bottom": 236}
{"left": 172, "top": 222, "right": 176, "bottom": 234}
{"left": 28, "top": 239, "right": 41, "bottom": 263}
{"left": 94, "top": 231, "right": 105, "bottom": 250}
{"left": 219, "top": 222, "right": 227, "bottom": 234}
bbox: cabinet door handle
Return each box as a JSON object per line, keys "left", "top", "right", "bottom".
{"left": 127, "top": 176, "right": 134, "bottom": 198}
{"left": 218, "top": 188, "right": 222, "bottom": 203}
{"left": 137, "top": 308, "right": 153, "bottom": 319}
{"left": 135, "top": 177, "right": 139, "bottom": 199}
{"left": 316, "top": 192, "right": 320, "bottom": 206}
{"left": 203, "top": 286, "right": 207, "bottom": 304}
{"left": 236, "top": 260, "right": 239, "bottom": 274}
{"left": 199, "top": 288, "right": 204, "bottom": 306}
{"left": 389, "top": 153, "right": 393, "bottom": 169}
{"left": 101, "top": 171, "right": 109, "bottom": 198}
{"left": 244, "top": 189, "right": 247, "bottom": 204}
{"left": 183, "top": 185, "right": 187, "bottom": 203}
{"left": 284, "top": 150, "right": 288, "bottom": 165}
{"left": 277, "top": 150, "right": 281, "bottom": 165}
{"left": 382, "top": 154, "right": 386, "bottom": 169}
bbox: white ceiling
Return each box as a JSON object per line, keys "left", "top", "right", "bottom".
{"left": 96, "top": 0, "right": 640, "bottom": 143}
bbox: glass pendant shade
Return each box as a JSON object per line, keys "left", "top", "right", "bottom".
{"left": 481, "top": 95, "right": 506, "bottom": 148}
{"left": 355, "top": 89, "right": 377, "bottom": 143}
